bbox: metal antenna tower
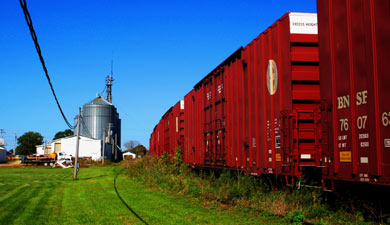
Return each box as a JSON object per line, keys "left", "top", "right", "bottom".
{"left": 106, "top": 75, "right": 114, "bottom": 103}
{"left": 111, "top": 59, "right": 113, "bottom": 77}
{"left": 0, "top": 129, "right": 5, "bottom": 139}
{"left": 0, "top": 129, "right": 5, "bottom": 147}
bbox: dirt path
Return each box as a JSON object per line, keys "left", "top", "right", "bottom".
{"left": 0, "top": 160, "right": 23, "bottom": 168}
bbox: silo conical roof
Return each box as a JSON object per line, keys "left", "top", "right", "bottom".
{"left": 86, "top": 96, "right": 113, "bottom": 106}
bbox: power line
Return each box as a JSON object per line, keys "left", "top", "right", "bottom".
{"left": 100, "top": 86, "right": 107, "bottom": 97}
{"left": 19, "top": 0, "right": 75, "bottom": 129}
{"left": 80, "top": 115, "right": 92, "bottom": 138}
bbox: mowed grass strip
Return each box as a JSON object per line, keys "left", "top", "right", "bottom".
{"left": 0, "top": 168, "right": 72, "bottom": 224}
{"left": 115, "top": 174, "right": 280, "bottom": 225}
{"left": 0, "top": 166, "right": 279, "bottom": 224}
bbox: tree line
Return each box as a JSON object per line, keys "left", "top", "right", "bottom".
{"left": 14, "top": 129, "right": 148, "bottom": 157}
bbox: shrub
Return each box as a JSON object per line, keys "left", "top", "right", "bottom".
{"left": 286, "top": 211, "right": 305, "bottom": 224}
{"left": 122, "top": 152, "right": 376, "bottom": 224}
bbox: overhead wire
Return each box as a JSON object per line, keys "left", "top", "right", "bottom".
{"left": 19, "top": 0, "right": 75, "bottom": 129}
{"left": 100, "top": 86, "right": 107, "bottom": 97}
{"left": 80, "top": 115, "right": 92, "bottom": 138}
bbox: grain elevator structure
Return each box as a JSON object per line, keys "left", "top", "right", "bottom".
{"left": 79, "top": 76, "right": 121, "bottom": 160}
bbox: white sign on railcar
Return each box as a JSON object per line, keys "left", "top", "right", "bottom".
{"left": 385, "top": 139, "right": 390, "bottom": 148}
{"left": 289, "top": 13, "right": 318, "bottom": 34}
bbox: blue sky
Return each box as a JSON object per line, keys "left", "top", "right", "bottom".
{"left": 0, "top": 0, "right": 316, "bottom": 149}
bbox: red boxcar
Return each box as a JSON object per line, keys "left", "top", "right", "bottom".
{"left": 150, "top": 122, "right": 164, "bottom": 157}
{"left": 150, "top": 101, "right": 185, "bottom": 158}
{"left": 149, "top": 125, "right": 157, "bottom": 156}
{"left": 184, "top": 87, "right": 208, "bottom": 166}
{"left": 239, "top": 12, "right": 321, "bottom": 181}
{"left": 184, "top": 90, "right": 201, "bottom": 165}
{"left": 186, "top": 49, "right": 243, "bottom": 168}
{"left": 318, "top": 0, "right": 390, "bottom": 187}
{"left": 185, "top": 13, "right": 322, "bottom": 182}
{"left": 171, "top": 100, "right": 185, "bottom": 155}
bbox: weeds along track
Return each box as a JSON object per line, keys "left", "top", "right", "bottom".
{"left": 113, "top": 169, "right": 149, "bottom": 225}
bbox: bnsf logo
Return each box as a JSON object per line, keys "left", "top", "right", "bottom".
{"left": 337, "top": 90, "right": 369, "bottom": 132}
{"left": 337, "top": 90, "right": 368, "bottom": 109}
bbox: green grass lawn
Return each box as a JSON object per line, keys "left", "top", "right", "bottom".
{"left": 0, "top": 165, "right": 280, "bottom": 225}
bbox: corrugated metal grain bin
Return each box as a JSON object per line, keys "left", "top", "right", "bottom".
{"left": 81, "top": 96, "right": 121, "bottom": 147}
{"left": 318, "top": 0, "right": 390, "bottom": 186}
{"left": 226, "top": 12, "right": 321, "bottom": 179}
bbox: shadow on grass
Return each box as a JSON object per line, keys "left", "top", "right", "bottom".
{"left": 79, "top": 175, "right": 108, "bottom": 180}
{"left": 114, "top": 170, "right": 149, "bottom": 225}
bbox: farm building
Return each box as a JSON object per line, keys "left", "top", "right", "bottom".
{"left": 36, "top": 144, "right": 52, "bottom": 155}
{"left": 123, "top": 152, "right": 136, "bottom": 159}
{"left": 50, "top": 135, "right": 104, "bottom": 161}
{"left": 0, "top": 147, "right": 7, "bottom": 163}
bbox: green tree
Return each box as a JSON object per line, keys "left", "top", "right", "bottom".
{"left": 53, "top": 129, "right": 73, "bottom": 140}
{"left": 131, "top": 145, "right": 147, "bottom": 158}
{"left": 124, "top": 140, "right": 140, "bottom": 152}
{"left": 15, "top": 131, "right": 43, "bottom": 155}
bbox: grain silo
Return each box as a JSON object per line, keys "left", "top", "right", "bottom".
{"left": 81, "top": 97, "right": 121, "bottom": 145}
{"left": 79, "top": 76, "right": 121, "bottom": 159}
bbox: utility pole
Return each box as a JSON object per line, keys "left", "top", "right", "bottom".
{"left": 111, "top": 129, "right": 114, "bottom": 161}
{"left": 14, "top": 133, "right": 17, "bottom": 156}
{"left": 73, "top": 108, "right": 81, "bottom": 180}
{"left": 102, "top": 128, "right": 105, "bottom": 165}
{"left": 108, "top": 123, "right": 113, "bottom": 159}
{"left": 114, "top": 134, "right": 118, "bottom": 161}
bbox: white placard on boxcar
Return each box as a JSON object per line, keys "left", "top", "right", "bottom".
{"left": 289, "top": 13, "right": 318, "bottom": 34}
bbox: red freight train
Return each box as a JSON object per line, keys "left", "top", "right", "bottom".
{"left": 184, "top": 12, "right": 321, "bottom": 185}
{"left": 152, "top": 12, "right": 322, "bottom": 183}
{"left": 318, "top": 0, "right": 390, "bottom": 188}
{"left": 150, "top": 101, "right": 184, "bottom": 158}
{"left": 149, "top": 3, "right": 390, "bottom": 189}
